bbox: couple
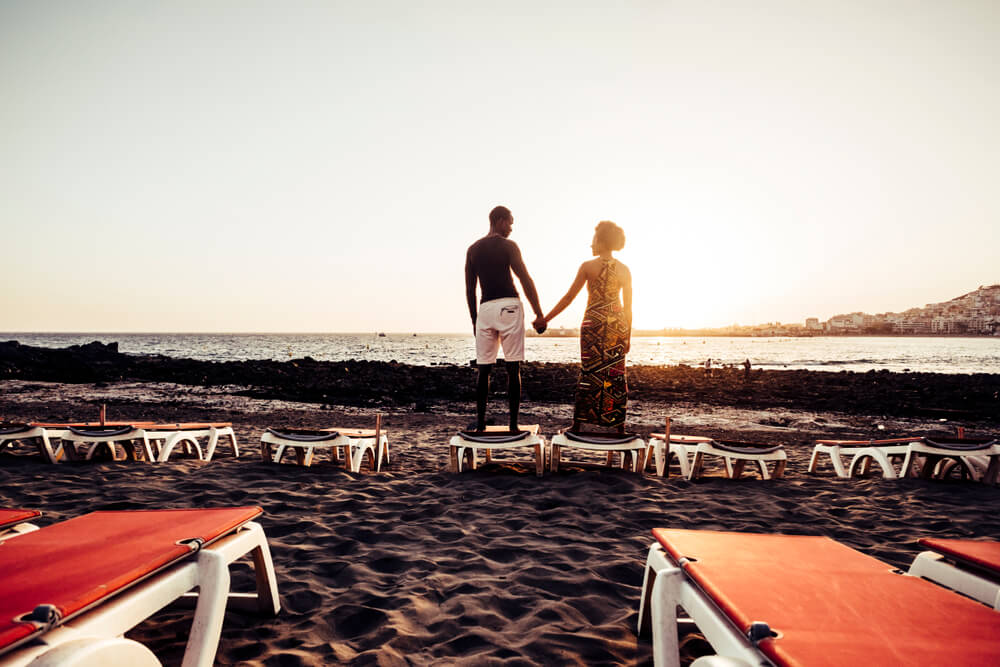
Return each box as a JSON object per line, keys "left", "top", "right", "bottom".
{"left": 464, "top": 205, "right": 632, "bottom": 435}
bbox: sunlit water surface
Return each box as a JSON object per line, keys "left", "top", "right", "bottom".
{"left": 5, "top": 333, "right": 1000, "bottom": 374}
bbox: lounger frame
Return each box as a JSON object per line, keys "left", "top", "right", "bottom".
{"left": 809, "top": 437, "right": 1000, "bottom": 483}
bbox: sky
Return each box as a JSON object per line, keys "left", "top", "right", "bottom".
{"left": 1, "top": 1, "right": 997, "bottom": 333}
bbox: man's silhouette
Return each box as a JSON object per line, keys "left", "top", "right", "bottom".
{"left": 465, "top": 205, "right": 545, "bottom": 432}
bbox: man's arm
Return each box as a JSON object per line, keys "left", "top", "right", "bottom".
{"left": 465, "top": 251, "right": 478, "bottom": 333}
{"left": 508, "top": 243, "right": 543, "bottom": 319}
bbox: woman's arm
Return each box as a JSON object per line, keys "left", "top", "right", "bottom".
{"left": 543, "top": 263, "right": 588, "bottom": 323}
{"left": 621, "top": 263, "right": 633, "bottom": 353}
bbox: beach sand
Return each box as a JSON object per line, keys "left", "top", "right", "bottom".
{"left": 2, "top": 379, "right": 1000, "bottom": 666}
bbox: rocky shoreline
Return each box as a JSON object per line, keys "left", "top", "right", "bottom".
{"left": 2, "top": 340, "right": 998, "bottom": 425}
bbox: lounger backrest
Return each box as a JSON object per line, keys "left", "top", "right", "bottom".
{"left": 563, "top": 431, "right": 641, "bottom": 445}
{"left": 66, "top": 425, "right": 136, "bottom": 438}
{"left": 0, "top": 507, "right": 262, "bottom": 656}
{"left": 0, "top": 424, "right": 31, "bottom": 436}
{"left": 711, "top": 441, "right": 784, "bottom": 454}
{"left": 458, "top": 430, "right": 530, "bottom": 444}
{"left": 652, "top": 528, "right": 1000, "bottom": 666}
{"left": 266, "top": 428, "right": 341, "bottom": 442}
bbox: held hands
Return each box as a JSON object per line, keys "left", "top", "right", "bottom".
{"left": 532, "top": 316, "right": 547, "bottom": 334}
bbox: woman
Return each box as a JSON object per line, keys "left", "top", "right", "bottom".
{"left": 540, "top": 221, "right": 632, "bottom": 433}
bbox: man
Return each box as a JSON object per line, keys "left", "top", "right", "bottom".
{"left": 465, "top": 205, "right": 546, "bottom": 432}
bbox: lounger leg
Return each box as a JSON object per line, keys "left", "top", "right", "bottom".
{"left": 772, "top": 459, "right": 787, "bottom": 479}
{"left": 449, "top": 445, "right": 459, "bottom": 473}
{"left": 654, "top": 443, "right": 665, "bottom": 478}
{"left": 36, "top": 433, "right": 62, "bottom": 464}
{"left": 534, "top": 443, "right": 544, "bottom": 477}
{"left": 807, "top": 447, "right": 821, "bottom": 473}
{"left": 729, "top": 459, "right": 745, "bottom": 479}
{"left": 984, "top": 456, "right": 1000, "bottom": 485}
{"left": 260, "top": 441, "right": 273, "bottom": 463}
{"left": 184, "top": 550, "right": 231, "bottom": 667}
{"left": 755, "top": 460, "right": 770, "bottom": 480}
{"left": 650, "top": 564, "right": 684, "bottom": 667}
{"left": 293, "top": 447, "right": 308, "bottom": 466}
{"left": 606, "top": 451, "right": 615, "bottom": 467}
{"left": 550, "top": 444, "right": 561, "bottom": 472}
{"left": 485, "top": 448, "right": 493, "bottom": 463}
{"left": 689, "top": 453, "right": 704, "bottom": 480}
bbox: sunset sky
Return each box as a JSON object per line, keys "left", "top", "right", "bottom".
{"left": 2, "top": 1, "right": 997, "bottom": 333}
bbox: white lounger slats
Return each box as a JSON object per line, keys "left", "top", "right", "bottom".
{"left": 548, "top": 431, "right": 646, "bottom": 473}
{"left": 448, "top": 425, "right": 546, "bottom": 477}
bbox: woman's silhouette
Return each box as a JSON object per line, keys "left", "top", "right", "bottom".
{"left": 540, "top": 221, "right": 632, "bottom": 433}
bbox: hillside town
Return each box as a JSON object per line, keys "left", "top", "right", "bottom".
{"left": 535, "top": 284, "right": 1000, "bottom": 337}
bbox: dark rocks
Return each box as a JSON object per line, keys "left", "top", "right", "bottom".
{"left": 1, "top": 341, "right": 999, "bottom": 424}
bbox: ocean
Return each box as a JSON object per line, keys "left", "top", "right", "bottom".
{"left": 3, "top": 333, "right": 1000, "bottom": 375}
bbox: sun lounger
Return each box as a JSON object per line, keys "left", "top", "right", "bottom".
{"left": 0, "top": 509, "right": 40, "bottom": 540}
{"left": 56, "top": 423, "right": 239, "bottom": 463}
{"left": 0, "top": 507, "right": 280, "bottom": 667}
{"left": 142, "top": 423, "right": 240, "bottom": 462}
{"left": 261, "top": 415, "right": 388, "bottom": 472}
{"left": 810, "top": 436, "right": 1000, "bottom": 482}
{"left": 808, "top": 436, "right": 922, "bottom": 478}
{"left": 548, "top": 431, "right": 646, "bottom": 473}
{"left": 0, "top": 422, "right": 157, "bottom": 464}
{"left": 646, "top": 419, "right": 785, "bottom": 480}
{"left": 637, "top": 528, "right": 1000, "bottom": 666}
{"left": 448, "top": 425, "right": 546, "bottom": 477}
{"left": 908, "top": 537, "right": 1000, "bottom": 610}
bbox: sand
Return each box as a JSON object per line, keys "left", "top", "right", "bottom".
{"left": 2, "top": 379, "right": 1000, "bottom": 666}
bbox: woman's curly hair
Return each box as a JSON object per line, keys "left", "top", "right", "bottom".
{"left": 594, "top": 220, "right": 625, "bottom": 251}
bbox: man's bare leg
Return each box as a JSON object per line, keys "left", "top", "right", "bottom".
{"left": 476, "top": 364, "right": 491, "bottom": 432}
{"left": 507, "top": 361, "right": 521, "bottom": 431}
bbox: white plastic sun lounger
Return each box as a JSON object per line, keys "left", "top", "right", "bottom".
{"left": 809, "top": 437, "right": 924, "bottom": 478}
{"left": 261, "top": 415, "right": 388, "bottom": 473}
{"left": 908, "top": 537, "right": 1000, "bottom": 610}
{"left": 810, "top": 436, "right": 1000, "bottom": 482}
{"left": 56, "top": 423, "right": 241, "bottom": 463}
{"left": 637, "top": 529, "right": 1000, "bottom": 667}
{"left": 448, "top": 425, "right": 546, "bottom": 477}
{"left": 548, "top": 431, "right": 646, "bottom": 473}
{"left": 0, "top": 507, "right": 280, "bottom": 667}
{"left": 647, "top": 420, "right": 785, "bottom": 480}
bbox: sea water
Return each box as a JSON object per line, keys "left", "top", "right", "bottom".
{"left": 4, "top": 333, "right": 1000, "bottom": 374}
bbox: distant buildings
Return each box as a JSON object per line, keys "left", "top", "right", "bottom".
{"left": 809, "top": 284, "right": 1000, "bottom": 336}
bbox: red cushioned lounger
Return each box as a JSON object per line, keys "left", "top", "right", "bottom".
{"left": 909, "top": 537, "right": 1000, "bottom": 610}
{"left": 0, "top": 507, "right": 280, "bottom": 667}
{"left": 638, "top": 529, "right": 1000, "bottom": 666}
{"left": 0, "top": 509, "right": 39, "bottom": 533}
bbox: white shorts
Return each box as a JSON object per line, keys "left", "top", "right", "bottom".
{"left": 475, "top": 297, "right": 525, "bottom": 365}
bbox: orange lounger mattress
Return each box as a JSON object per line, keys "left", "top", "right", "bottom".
{"left": 918, "top": 537, "right": 1000, "bottom": 576}
{"left": 653, "top": 528, "right": 1000, "bottom": 666}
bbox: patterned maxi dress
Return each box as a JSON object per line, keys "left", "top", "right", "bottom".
{"left": 574, "top": 259, "right": 628, "bottom": 427}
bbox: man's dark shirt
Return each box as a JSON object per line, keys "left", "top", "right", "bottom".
{"left": 466, "top": 236, "right": 521, "bottom": 303}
